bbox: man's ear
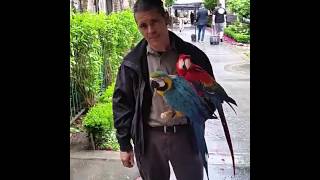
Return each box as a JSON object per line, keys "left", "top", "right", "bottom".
{"left": 164, "top": 11, "right": 170, "bottom": 25}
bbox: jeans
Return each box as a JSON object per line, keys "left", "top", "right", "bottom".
{"left": 197, "top": 24, "right": 206, "bottom": 41}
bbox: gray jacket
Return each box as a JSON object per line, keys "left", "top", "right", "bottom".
{"left": 196, "top": 8, "right": 208, "bottom": 25}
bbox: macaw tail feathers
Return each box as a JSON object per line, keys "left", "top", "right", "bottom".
{"left": 206, "top": 91, "right": 238, "bottom": 115}
{"left": 226, "top": 101, "right": 237, "bottom": 115}
{"left": 192, "top": 122, "right": 210, "bottom": 180}
{"left": 225, "top": 96, "right": 237, "bottom": 106}
{"left": 210, "top": 95, "right": 236, "bottom": 176}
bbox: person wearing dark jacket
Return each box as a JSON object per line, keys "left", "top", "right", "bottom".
{"left": 112, "top": 0, "right": 214, "bottom": 180}
{"left": 196, "top": 4, "right": 209, "bottom": 42}
{"left": 213, "top": 3, "right": 227, "bottom": 42}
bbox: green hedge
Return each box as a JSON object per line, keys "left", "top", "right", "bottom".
{"left": 83, "top": 83, "right": 119, "bottom": 150}
{"left": 224, "top": 22, "right": 250, "bottom": 43}
{"left": 98, "top": 82, "right": 115, "bottom": 104}
{"left": 70, "top": 10, "right": 141, "bottom": 107}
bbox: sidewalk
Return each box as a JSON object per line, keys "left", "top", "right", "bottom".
{"left": 71, "top": 25, "right": 250, "bottom": 180}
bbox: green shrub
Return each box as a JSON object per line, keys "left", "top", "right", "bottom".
{"left": 83, "top": 102, "right": 119, "bottom": 150}
{"left": 70, "top": 12, "right": 103, "bottom": 107}
{"left": 227, "top": 0, "right": 250, "bottom": 19}
{"left": 98, "top": 83, "right": 115, "bottom": 104}
{"left": 233, "top": 33, "right": 250, "bottom": 43}
{"left": 224, "top": 23, "right": 250, "bottom": 43}
{"left": 70, "top": 10, "right": 141, "bottom": 108}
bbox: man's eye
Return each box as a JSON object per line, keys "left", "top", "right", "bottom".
{"left": 139, "top": 24, "right": 147, "bottom": 29}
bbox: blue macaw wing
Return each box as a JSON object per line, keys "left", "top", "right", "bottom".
{"left": 163, "top": 76, "right": 210, "bottom": 179}
{"left": 164, "top": 76, "right": 208, "bottom": 123}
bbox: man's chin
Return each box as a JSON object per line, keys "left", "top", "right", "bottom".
{"left": 148, "top": 41, "right": 160, "bottom": 48}
{"left": 148, "top": 38, "right": 159, "bottom": 42}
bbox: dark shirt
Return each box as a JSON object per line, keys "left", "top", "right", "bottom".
{"left": 213, "top": 7, "right": 227, "bottom": 23}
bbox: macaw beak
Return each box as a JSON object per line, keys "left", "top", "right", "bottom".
{"left": 150, "top": 78, "right": 165, "bottom": 89}
{"left": 151, "top": 80, "right": 159, "bottom": 89}
{"left": 182, "top": 63, "right": 187, "bottom": 70}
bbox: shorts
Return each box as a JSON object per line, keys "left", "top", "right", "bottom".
{"left": 215, "top": 23, "right": 224, "bottom": 33}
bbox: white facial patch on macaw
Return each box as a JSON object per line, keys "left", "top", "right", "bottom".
{"left": 158, "top": 80, "right": 165, "bottom": 87}
{"left": 178, "top": 58, "right": 185, "bottom": 69}
{"left": 184, "top": 58, "right": 191, "bottom": 69}
{"left": 178, "top": 57, "right": 191, "bottom": 69}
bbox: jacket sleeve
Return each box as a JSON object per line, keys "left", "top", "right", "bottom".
{"left": 112, "top": 64, "right": 136, "bottom": 152}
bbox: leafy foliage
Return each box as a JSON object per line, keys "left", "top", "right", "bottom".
{"left": 83, "top": 102, "right": 119, "bottom": 150}
{"left": 82, "top": 82, "right": 119, "bottom": 150}
{"left": 165, "top": 0, "right": 176, "bottom": 7}
{"left": 227, "top": 0, "right": 250, "bottom": 18}
{"left": 204, "top": 0, "right": 218, "bottom": 11}
{"left": 98, "top": 82, "right": 115, "bottom": 104}
{"left": 70, "top": 10, "right": 141, "bottom": 107}
{"left": 224, "top": 22, "right": 250, "bottom": 43}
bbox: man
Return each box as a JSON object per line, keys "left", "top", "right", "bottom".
{"left": 196, "top": 4, "right": 209, "bottom": 42}
{"left": 112, "top": 0, "right": 214, "bottom": 179}
{"left": 213, "top": 3, "right": 227, "bottom": 42}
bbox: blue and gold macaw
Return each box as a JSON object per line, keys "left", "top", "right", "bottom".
{"left": 150, "top": 70, "right": 211, "bottom": 180}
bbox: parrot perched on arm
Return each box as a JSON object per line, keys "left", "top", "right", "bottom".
{"left": 150, "top": 70, "right": 211, "bottom": 180}
{"left": 176, "top": 53, "right": 237, "bottom": 175}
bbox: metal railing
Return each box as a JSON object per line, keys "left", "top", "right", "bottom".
{"left": 70, "top": 81, "right": 86, "bottom": 125}
{"left": 70, "top": 62, "right": 109, "bottom": 124}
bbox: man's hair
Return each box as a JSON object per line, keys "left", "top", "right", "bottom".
{"left": 218, "top": 3, "right": 222, "bottom": 7}
{"left": 133, "top": 0, "right": 166, "bottom": 17}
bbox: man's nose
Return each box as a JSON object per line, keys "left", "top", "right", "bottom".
{"left": 147, "top": 25, "right": 155, "bottom": 34}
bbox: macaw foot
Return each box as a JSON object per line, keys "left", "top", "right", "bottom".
{"left": 161, "top": 110, "right": 175, "bottom": 121}
{"left": 160, "top": 110, "right": 184, "bottom": 120}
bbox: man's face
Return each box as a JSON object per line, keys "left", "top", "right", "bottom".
{"left": 135, "top": 9, "right": 169, "bottom": 51}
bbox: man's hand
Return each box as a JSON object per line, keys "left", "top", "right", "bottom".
{"left": 160, "top": 110, "right": 175, "bottom": 121}
{"left": 161, "top": 110, "right": 184, "bottom": 120}
{"left": 120, "top": 150, "right": 135, "bottom": 168}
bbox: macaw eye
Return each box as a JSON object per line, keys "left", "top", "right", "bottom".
{"left": 178, "top": 59, "right": 185, "bottom": 68}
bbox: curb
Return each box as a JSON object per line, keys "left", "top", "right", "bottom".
{"left": 70, "top": 150, "right": 121, "bottom": 160}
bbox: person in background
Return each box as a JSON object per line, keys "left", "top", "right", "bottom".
{"left": 196, "top": 4, "right": 209, "bottom": 42}
{"left": 213, "top": 2, "right": 227, "bottom": 42}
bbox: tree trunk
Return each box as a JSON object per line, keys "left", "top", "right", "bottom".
{"left": 94, "top": 0, "right": 99, "bottom": 13}
{"left": 106, "top": 0, "right": 113, "bottom": 14}
{"left": 82, "top": 0, "right": 88, "bottom": 12}
{"left": 113, "top": 0, "right": 119, "bottom": 11}
{"left": 128, "top": 0, "right": 134, "bottom": 9}
{"left": 79, "top": 0, "right": 83, "bottom": 12}
{"left": 119, "top": 0, "right": 124, "bottom": 10}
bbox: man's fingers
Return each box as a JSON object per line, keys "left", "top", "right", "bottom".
{"left": 120, "top": 151, "right": 134, "bottom": 168}
{"left": 130, "top": 154, "right": 135, "bottom": 166}
{"left": 122, "top": 159, "right": 133, "bottom": 168}
{"left": 122, "top": 160, "right": 131, "bottom": 167}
